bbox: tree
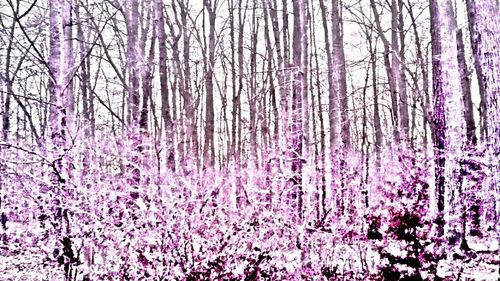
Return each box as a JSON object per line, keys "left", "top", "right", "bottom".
{"left": 465, "top": 0, "right": 500, "bottom": 226}
{"left": 262, "top": 0, "right": 279, "bottom": 148}
{"left": 310, "top": 0, "right": 327, "bottom": 221}
{"left": 248, "top": 5, "right": 259, "bottom": 167}
{"left": 48, "top": 0, "right": 73, "bottom": 148}
{"left": 456, "top": 29, "right": 476, "bottom": 146}
{"left": 429, "top": 0, "right": 464, "bottom": 237}
{"left": 47, "top": 0, "right": 77, "bottom": 277}
{"left": 156, "top": 0, "right": 174, "bottom": 169}
{"left": 75, "top": 0, "right": 94, "bottom": 137}
{"left": 318, "top": 0, "right": 339, "bottom": 149}
{"left": 407, "top": 1, "right": 432, "bottom": 148}
{"left": 126, "top": 0, "right": 141, "bottom": 128}
{"left": 178, "top": 0, "right": 199, "bottom": 168}
{"left": 332, "top": 0, "right": 350, "bottom": 149}
{"left": 396, "top": 0, "right": 409, "bottom": 142}
{"left": 368, "top": 23, "right": 383, "bottom": 165}
{"left": 370, "top": 0, "right": 400, "bottom": 144}
{"left": 203, "top": 0, "right": 217, "bottom": 168}
{"left": 139, "top": 1, "right": 155, "bottom": 134}
{"left": 1, "top": 2, "right": 16, "bottom": 141}
{"left": 290, "top": 0, "right": 307, "bottom": 222}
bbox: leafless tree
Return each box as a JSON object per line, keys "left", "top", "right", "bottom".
{"left": 465, "top": 0, "right": 500, "bottom": 228}
{"left": 203, "top": 0, "right": 217, "bottom": 168}
{"left": 430, "top": 0, "right": 464, "bottom": 237}
{"left": 290, "top": 0, "right": 307, "bottom": 222}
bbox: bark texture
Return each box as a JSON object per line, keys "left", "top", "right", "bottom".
{"left": 430, "top": 0, "right": 465, "bottom": 237}
{"left": 291, "top": 0, "right": 307, "bottom": 222}
{"left": 465, "top": 0, "right": 500, "bottom": 225}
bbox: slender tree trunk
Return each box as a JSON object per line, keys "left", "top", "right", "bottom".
{"left": 361, "top": 63, "right": 370, "bottom": 212}
{"left": 390, "top": 0, "right": 402, "bottom": 143}
{"left": 262, "top": 0, "right": 279, "bottom": 147}
{"left": 166, "top": 2, "right": 184, "bottom": 169}
{"left": 456, "top": 29, "right": 476, "bottom": 146}
{"left": 249, "top": 7, "right": 258, "bottom": 167}
{"left": 157, "top": 0, "right": 175, "bottom": 170}
{"left": 177, "top": 1, "right": 198, "bottom": 168}
{"left": 318, "top": 0, "right": 339, "bottom": 150}
{"left": 310, "top": 0, "right": 328, "bottom": 219}
{"left": 229, "top": 0, "right": 237, "bottom": 162}
{"left": 408, "top": 2, "right": 432, "bottom": 148}
{"left": 127, "top": 0, "right": 140, "bottom": 128}
{"left": 332, "top": 0, "right": 350, "bottom": 149}
{"left": 309, "top": 49, "right": 320, "bottom": 220}
{"left": 49, "top": 0, "right": 73, "bottom": 148}
{"left": 397, "top": 0, "right": 409, "bottom": 142}
{"left": 1, "top": 80, "right": 10, "bottom": 141}
{"left": 368, "top": 31, "right": 382, "bottom": 166}
{"left": 281, "top": 0, "right": 291, "bottom": 155}
{"left": 267, "top": 0, "right": 287, "bottom": 156}
{"left": 48, "top": 0, "right": 75, "bottom": 276}
{"left": 140, "top": 4, "right": 154, "bottom": 133}
{"left": 1, "top": 12, "right": 16, "bottom": 141}
{"left": 370, "top": 0, "right": 400, "bottom": 143}
{"left": 291, "top": 0, "right": 307, "bottom": 223}
{"left": 51, "top": 15, "right": 64, "bottom": 141}
{"left": 311, "top": 2, "right": 327, "bottom": 219}
{"left": 203, "top": 0, "right": 216, "bottom": 168}
{"left": 235, "top": 0, "right": 247, "bottom": 166}
{"left": 62, "top": 0, "right": 73, "bottom": 119}
{"left": 76, "top": 2, "right": 92, "bottom": 137}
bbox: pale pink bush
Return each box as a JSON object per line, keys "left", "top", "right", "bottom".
{"left": 0, "top": 137, "right": 497, "bottom": 280}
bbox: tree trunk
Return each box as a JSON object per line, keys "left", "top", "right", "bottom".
{"left": 332, "top": 0, "right": 350, "bottom": 149}
{"left": 318, "top": 0, "right": 338, "bottom": 150}
{"left": 281, "top": 0, "right": 291, "bottom": 154}
{"left": 49, "top": 0, "right": 72, "bottom": 148}
{"left": 311, "top": 3, "right": 327, "bottom": 219}
{"left": 262, "top": 0, "right": 279, "bottom": 147}
{"left": 465, "top": 0, "right": 500, "bottom": 228}
{"left": 127, "top": 0, "right": 140, "bottom": 128}
{"left": 177, "top": 1, "right": 198, "bottom": 168}
{"left": 48, "top": 1, "right": 75, "bottom": 277}
{"left": 368, "top": 30, "right": 382, "bottom": 166}
{"left": 157, "top": 0, "right": 175, "bottom": 170}
{"left": 76, "top": 2, "right": 92, "bottom": 137}
{"left": 397, "top": 0, "right": 409, "bottom": 142}
{"left": 370, "top": 0, "right": 400, "bottom": 143}
{"left": 229, "top": 0, "right": 237, "bottom": 162}
{"left": 140, "top": 4, "right": 154, "bottom": 133}
{"left": 456, "top": 29, "right": 476, "bottom": 146}
{"left": 62, "top": 0, "right": 74, "bottom": 119}
{"left": 408, "top": 2, "right": 432, "bottom": 148}
{"left": 430, "top": 0, "right": 464, "bottom": 237}
{"left": 291, "top": 0, "right": 307, "bottom": 223}
{"left": 249, "top": 7, "right": 258, "bottom": 167}
{"left": 267, "top": 0, "right": 286, "bottom": 155}
{"left": 203, "top": 0, "right": 216, "bottom": 168}
{"left": 1, "top": 13, "right": 16, "bottom": 141}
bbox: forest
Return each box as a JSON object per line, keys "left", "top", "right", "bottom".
{"left": 0, "top": 0, "right": 498, "bottom": 280}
